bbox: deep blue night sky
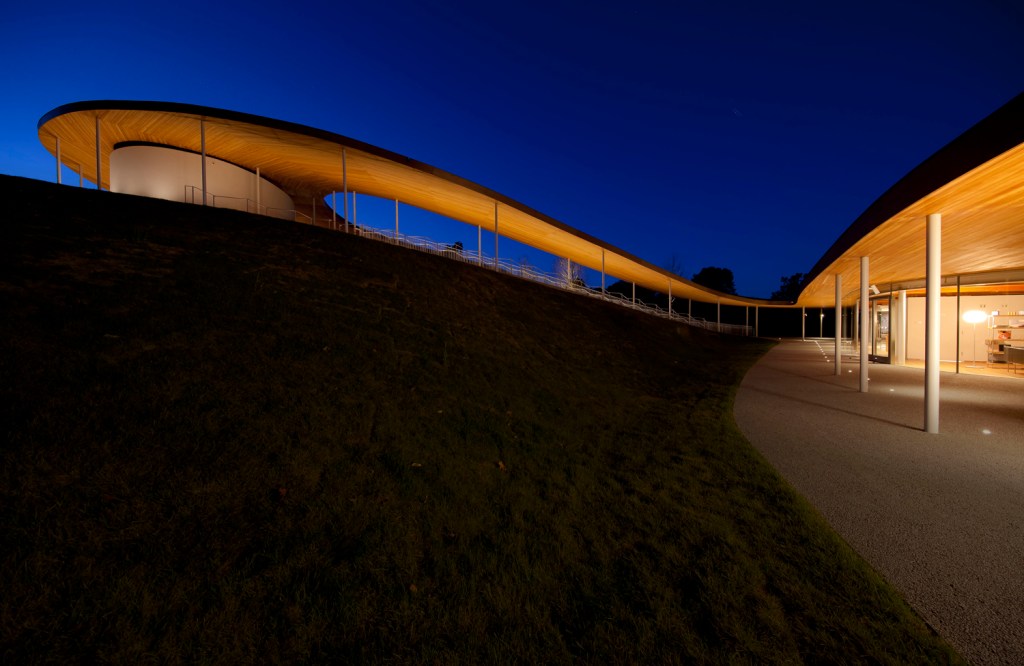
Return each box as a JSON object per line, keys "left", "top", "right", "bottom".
{"left": 2, "top": 1, "right": 1022, "bottom": 297}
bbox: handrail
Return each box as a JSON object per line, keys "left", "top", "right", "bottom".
{"left": 184, "top": 185, "right": 208, "bottom": 205}
{"left": 351, "top": 224, "right": 752, "bottom": 335}
{"left": 265, "top": 207, "right": 312, "bottom": 224}
{"left": 185, "top": 185, "right": 311, "bottom": 223}
{"left": 181, "top": 186, "right": 752, "bottom": 335}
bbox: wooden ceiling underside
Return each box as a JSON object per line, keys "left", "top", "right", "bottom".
{"left": 800, "top": 144, "right": 1024, "bottom": 307}
{"left": 799, "top": 93, "right": 1024, "bottom": 308}
{"left": 38, "top": 102, "right": 767, "bottom": 308}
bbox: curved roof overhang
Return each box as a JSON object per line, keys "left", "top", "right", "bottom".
{"left": 38, "top": 100, "right": 776, "bottom": 308}
{"left": 798, "top": 91, "right": 1024, "bottom": 308}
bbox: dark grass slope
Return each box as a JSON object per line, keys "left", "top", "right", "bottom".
{"left": 0, "top": 175, "right": 961, "bottom": 664}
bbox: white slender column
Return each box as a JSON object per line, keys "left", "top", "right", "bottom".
{"left": 668, "top": 281, "right": 673, "bottom": 316}
{"left": 200, "top": 119, "right": 207, "bottom": 206}
{"left": 601, "top": 250, "right": 606, "bottom": 292}
{"left": 835, "top": 274, "right": 842, "bottom": 375}
{"left": 55, "top": 136, "right": 62, "bottom": 184}
{"left": 631, "top": 282, "right": 635, "bottom": 304}
{"left": 688, "top": 298, "right": 691, "bottom": 318}
{"left": 94, "top": 116, "right": 102, "bottom": 191}
{"left": 353, "top": 192, "right": 358, "bottom": 226}
{"left": 395, "top": 199, "right": 399, "bottom": 236}
{"left": 854, "top": 299, "right": 860, "bottom": 349}
{"left": 493, "top": 202, "right": 499, "bottom": 269}
{"left": 860, "top": 257, "right": 869, "bottom": 393}
{"left": 897, "top": 289, "right": 908, "bottom": 365}
{"left": 477, "top": 225, "right": 482, "bottom": 265}
{"left": 342, "top": 149, "right": 348, "bottom": 232}
{"left": 955, "top": 278, "right": 961, "bottom": 374}
{"left": 256, "top": 167, "right": 262, "bottom": 215}
{"left": 925, "top": 213, "right": 941, "bottom": 433}
{"left": 755, "top": 306, "right": 759, "bottom": 337}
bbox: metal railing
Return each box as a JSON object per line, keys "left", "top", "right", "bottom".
{"left": 181, "top": 186, "right": 752, "bottom": 335}
{"left": 266, "top": 206, "right": 313, "bottom": 224}
{"left": 184, "top": 186, "right": 311, "bottom": 224}
{"left": 349, "top": 224, "right": 752, "bottom": 336}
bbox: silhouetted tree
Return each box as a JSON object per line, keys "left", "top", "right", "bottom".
{"left": 771, "top": 272, "right": 805, "bottom": 302}
{"left": 664, "top": 253, "right": 685, "bottom": 276}
{"left": 554, "top": 258, "right": 586, "bottom": 288}
{"left": 691, "top": 266, "right": 736, "bottom": 295}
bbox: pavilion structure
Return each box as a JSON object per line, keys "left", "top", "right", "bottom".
{"left": 38, "top": 93, "right": 1024, "bottom": 432}
{"left": 37, "top": 101, "right": 769, "bottom": 329}
{"left": 794, "top": 92, "right": 1024, "bottom": 431}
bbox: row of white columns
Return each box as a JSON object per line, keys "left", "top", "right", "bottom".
{"left": 71, "top": 118, "right": 949, "bottom": 425}
{"left": 66, "top": 118, "right": 647, "bottom": 312}
{"left": 839, "top": 213, "right": 941, "bottom": 433}
{"left": 65, "top": 115, "right": 213, "bottom": 204}
{"left": 60, "top": 117, "right": 736, "bottom": 338}
{"left": 48, "top": 118, "right": 106, "bottom": 190}
{"left": 72, "top": 116, "right": 670, "bottom": 325}
{"left": 64, "top": 123, "right": 740, "bottom": 339}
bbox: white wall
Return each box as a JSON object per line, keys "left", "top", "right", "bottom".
{"left": 906, "top": 293, "right": 1024, "bottom": 362}
{"left": 110, "top": 145, "right": 294, "bottom": 220}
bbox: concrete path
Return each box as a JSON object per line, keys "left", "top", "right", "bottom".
{"left": 734, "top": 339, "right": 1024, "bottom": 666}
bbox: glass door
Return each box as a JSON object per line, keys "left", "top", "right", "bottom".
{"left": 870, "top": 296, "right": 891, "bottom": 363}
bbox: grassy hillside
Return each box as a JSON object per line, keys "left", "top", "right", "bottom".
{"left": 0, "top": 175, "right": 960, "bottom": 664}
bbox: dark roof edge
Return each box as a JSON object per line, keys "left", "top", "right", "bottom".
{"left": 800, "top": 91, "right": 1024, "bottom": 293}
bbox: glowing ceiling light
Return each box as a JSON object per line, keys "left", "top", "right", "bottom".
{"left": 963, "top": 310, "right": 987, "bottom": 324}
{"left": 963, "top": 310, "right": 988, "bottom": 368}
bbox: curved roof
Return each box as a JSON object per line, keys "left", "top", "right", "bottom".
{"left": 38, "top": 100, "right": 774, "bottom": 308}
{"left": 798, "top": 91, "right": 1024, "bottom": 307}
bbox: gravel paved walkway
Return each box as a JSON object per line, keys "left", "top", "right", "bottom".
{"left": 734, "top": 339, "right": 1024, "bottom": 666}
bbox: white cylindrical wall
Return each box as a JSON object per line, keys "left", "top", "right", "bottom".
{"left": 110, "top": 144, "right": 294, "bottom": 220}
